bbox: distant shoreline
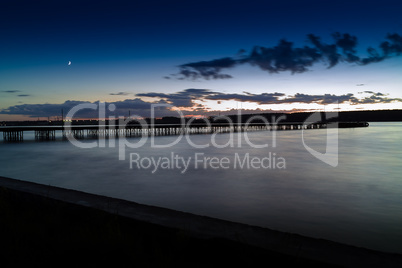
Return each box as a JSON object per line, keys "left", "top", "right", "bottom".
{"left": 1, "top": 109, "right": 401, "bottom": 126}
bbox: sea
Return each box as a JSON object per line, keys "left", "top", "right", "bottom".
{"left": 1, "top": 122, "right": 401, "bottom": 254}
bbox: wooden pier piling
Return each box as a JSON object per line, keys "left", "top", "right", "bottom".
{"left": 2, "top": 130, "right": 24, "bottom": 142}
{"left": 35, "top": 130, "right": 56, "bottom": 140}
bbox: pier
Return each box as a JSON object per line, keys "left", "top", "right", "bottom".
{"left": 0, "top": 122, "right": 369, "bottom": 142}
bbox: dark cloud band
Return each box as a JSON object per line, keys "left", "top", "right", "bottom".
{"left": 1, "top": 90, "right": 21, "bottom": 93}
{"left": 1, "top": 90, "right": 400, "bottom": 118}
{"left": 138, "top": 89, "right": 402, "bottom": 107}
{"left": 170, "top": 32, "right": 402, "bottom": 80}
{"left": 109, "top": 92, "right": 130, "bottom": 96}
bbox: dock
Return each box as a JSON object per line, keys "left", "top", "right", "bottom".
{"left": 0, "top": 122, "right": 369, "bottom": 142}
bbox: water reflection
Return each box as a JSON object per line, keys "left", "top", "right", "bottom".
{"left": 0, "top": 122, "right": 401, "bottom": 253}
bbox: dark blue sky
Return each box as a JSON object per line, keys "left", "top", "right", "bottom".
{"left": 1, "top": 0, "right": 401, "bottom": 119}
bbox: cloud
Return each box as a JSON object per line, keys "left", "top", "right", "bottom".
{"left": 137, "top": 88, "right": 213, "bottom": 107}
{"left": 204, "top": 92, "right": 359, "bottom": 105}
{"left": 0, "top": 100, "right": 90, "bottom": 118}
{"left": 2, "top": 90, "right": 401, "bottom": 118}
{"left": 280, "top": 93, "right": 355, "bottom": 105}
{"left": 358, "top": 91, "right": 387, "bottom": 96}
{"left": 170, "top": 32, "right": 402, "bottom": 80}
{"left": 175, "top": 57, "right": 236, "bottom": 80}
{"left": 109, "top": 92, "right": 130, "bottom": 96}
{"left": 206, "top": 92, "right": 286, "bottom": 104}
{"left": 379, "top": 33, "right": 402, "bottom": 56}
{"left": 2, "top": 90, "right": 30, "bottom": 97}
{"left": 352, "top": 92, "right": 401, "bottom": 104}
{"left": 138, "top": 89, "right": 285, "bottom": 107}
{"left": 1, "top": 90, "right": 21, "bottom": 93}
{"left": 0, "top": 99, "right": 195, "bottom": 119}
{"left": 137, "top": 88, "right": 402, "bottom": 106}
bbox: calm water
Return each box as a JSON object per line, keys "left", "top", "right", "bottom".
{"left": 1, "top": 122, "right": 402, "bottom": 254}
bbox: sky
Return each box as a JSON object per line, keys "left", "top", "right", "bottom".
{"left": 0, "top": 0, "right": 402, "bottom": 121}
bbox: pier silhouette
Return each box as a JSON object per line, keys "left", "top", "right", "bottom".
{"left": 0, "top": 122, "right": 369, "bottom": 142}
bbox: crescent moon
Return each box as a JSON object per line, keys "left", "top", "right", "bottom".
{"left": 68, "top": 61, "right": 71, "bottom": 66}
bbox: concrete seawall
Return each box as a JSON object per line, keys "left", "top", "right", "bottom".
{"left": 0, "top": 176, "right": 401, "bottom": 267}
